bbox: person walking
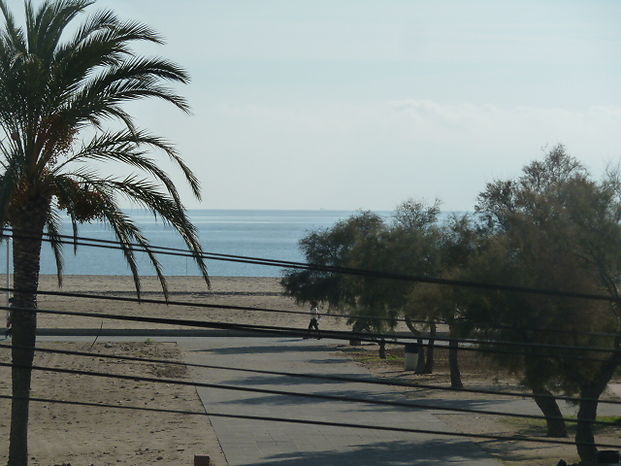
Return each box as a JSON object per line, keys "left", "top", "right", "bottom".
{"left": 306, "top": 300, "right": 321, "bottom": 339}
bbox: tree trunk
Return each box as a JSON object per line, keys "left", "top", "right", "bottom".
{"left": 574, "top": 343, "right": 621, "bottom": 466}
{"left": 8, "top": 202, "right": 47, "bottom": 466}
{"left": 423, "top": 322, "right": 436, "bottom": 374}
{"left": 378, "top": 339, "right": 386, "bottom": 359}
{"left": 530, "top": 385, "right": 567, "bottom": 438}
{"left": 404, "top": 317, "right": 427, "bottom": 373}
{"left": 575, "top": 386, "right": 599, "bottom": 466}
{"left": 415, "top": 338, "right": 426, "bottom": 373}
{"left": 448, "top": 325, "right": 463, "bottom": 388}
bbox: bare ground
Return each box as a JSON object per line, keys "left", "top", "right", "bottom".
{"left": 31, "top": 275, "right": 373, "bottom": 332}
{"left": 0, "top": 341, "right": 227, "bottom": 465}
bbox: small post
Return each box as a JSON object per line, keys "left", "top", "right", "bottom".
{"left": 194, "top": 454, "right": 211, "bottom": 466}
{"left": 378, "top": 338, "right": 386, "bottom": 359}
{"left": 404, "top": 343, "right": 419, "bottom": 371}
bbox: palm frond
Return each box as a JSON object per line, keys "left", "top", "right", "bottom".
{"left": 0, "top": 1, "right": 26, "bottom": 54}
{"left": 76, "top": 55, "right": 190, "bottom": 102}
{"left": 102, "top": 176, "right": 209, "bottom": 284}
{"left": 49, "top": 13, "right": 165, "bottom": 110}
{"left": 45, "top": 208, "right": 65, "bottom": 286}
{"left": 52, "top": 174, "right": 87, "bottom": 254}
{"left": 88, "top": 188, "right": 169, "bottom": 300}
{"left": 0, "top": 155, "right": 21, "bottom": 226}
{"left": 68, "top": 8, "right": 118, "bottom": 47}
{"left": 25, "top": 0, "right": 93, "bottom": 61}
{"left": 63, "top": 170, "right": 208, "bottom": 287}
{"left": 80, "top": 184, "right": 143, "bottom": 298}
{"left": 56, "top": 170, "right": 190, "bottom": 296}
{"left": 55, "top": 129, "right": 199, "bottom": 200}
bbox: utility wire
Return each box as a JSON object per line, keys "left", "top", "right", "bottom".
{"left": 4, "top": 228, "right": 620, "bottom": 337}
{"left": 6, "top": 228, "right": 621, "bottom": 305}
{"left": 3, "top": 361, "right": 619, "bottom": 428}
{"left": 2, "top": 303, "right": 617, "bottom": 363}
{"left": 3, "top": 342, "right": 621, "bottom": 407}
{"left": 2, "top": 302, "right": 389, "bottom": 345}
{"left": 2, "top": 289, "right": 619, "bottom": 357}
{"left": 4, "top": 229, "right": 621, "bottom": 342}
{"left": 3, "top": 233, "right": 620, "bottom": 442}
{"left": 1, "top": 394, "right": 617, "bottom": 449}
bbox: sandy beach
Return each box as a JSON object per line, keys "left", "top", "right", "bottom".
{"left": 31, "top": 275, "right": 362, "bottom": 332}
{"left": 0, "top": 275, "right": 366, "bottom": 465}
{"left": 0, "top": 341, "right": 226, "bottom": 465}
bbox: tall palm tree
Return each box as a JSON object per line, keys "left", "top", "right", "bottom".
{"left": 0, "top": 1, "right": 208, "bottom": 463}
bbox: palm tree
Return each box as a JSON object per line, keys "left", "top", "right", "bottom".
{"left": 0, "top": 1, "right": 208, "bottom": 463}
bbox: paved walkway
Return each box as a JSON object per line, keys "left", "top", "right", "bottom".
{"left": 183, "top": 337, "right": 502, "bottom": 466}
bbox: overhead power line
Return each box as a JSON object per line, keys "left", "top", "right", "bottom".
{"left": 4, "top": 342, "right": 621, "bottom": 407}
{"left": 1, "top": 394, "right": 618, "bottom": 449}
{"left": 4, "top": 229, "right": 621, "bottom": 341}
{"left": 5, "top": 228, "right": 621, "bottom": 305}
{"left": 2, "top": 290, "right": 619, "bottom": 358}
{"left": 3, "top": 361, "right": 619, "bottom": 428}
{"left": 2, "top": 302, "right": 617, "bottom": 363}
{"left": 5, "top": 229, "right": 621, "bottom": 341}
{"left": 2, "top": 302, "right": 389, "bottom": 345}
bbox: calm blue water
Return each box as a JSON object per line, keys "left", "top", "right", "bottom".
{"left": 0, "top": 210, "right": 392, "bottom": 277}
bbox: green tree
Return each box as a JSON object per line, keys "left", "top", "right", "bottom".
{"left": 348, "top": 200, "right": 442, "bottom": 372}
{"left": 462, "top": 234, "right": 573, "bottom": 438}
{"left": 282, "top": 201, "right": 444, "bottom": 372}
{"left": 281, "top": 211, "right": 385, "bottom": 310}
{"left": 471, "top": 145, "right": 621, "bottom": 460}
{"left": 406, "top": 214, "right": 481, "bottom": 388}
{"left": 0, "top": 1, "right": 208, "bottom": 463}
{"left": 280, "top": 210, "right": 387, "bottom": 351}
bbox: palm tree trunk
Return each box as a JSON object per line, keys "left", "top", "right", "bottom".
{"left": 9, "top": 202, "right": 47, "bottom": 466}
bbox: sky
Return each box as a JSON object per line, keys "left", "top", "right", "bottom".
{"left": 25, "top": 1, "right": 621, "bottom": 210}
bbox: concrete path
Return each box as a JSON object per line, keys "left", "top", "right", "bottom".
{"left": 183, "top": 337, "right": 502, "bottom": 466}
{"left": 37, "top": 334, "right": 621, "bottom": 465}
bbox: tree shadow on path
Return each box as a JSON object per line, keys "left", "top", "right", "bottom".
{"left": 188, "top": 343, "right": 331, "bottom": 355}
{"left": 239, "top": 439, "right": 499, "bottom": 465}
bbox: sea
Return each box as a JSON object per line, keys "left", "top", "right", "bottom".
{"left": 0, "top": 210, "right": 393, "bottom": 278}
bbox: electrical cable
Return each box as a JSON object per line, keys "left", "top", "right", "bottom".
{"left": 2, "top": 289, "right": 620, "bottom": 357}
{"left": 6, "top": 228, "right": 621, "bottom": 305}
{"left": 5, "top": 229, "right": 621, "bottom": 340}
{"left": 1, "top": 394, "right": 617, "bottom": 449}
{"left": 2, "top": 302, "right": 617, "bottom": 363}
{"left": 3, "top": 229, "right": 621, "bottom": 451}
{"left": 2, "top": 302, "right": 391, "bottom": 344}
{"left": 3, "top": 361, "right": 620, "bottom": 428}
{"left": 3, "top": 342, "right": 621, "bottom": 406}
